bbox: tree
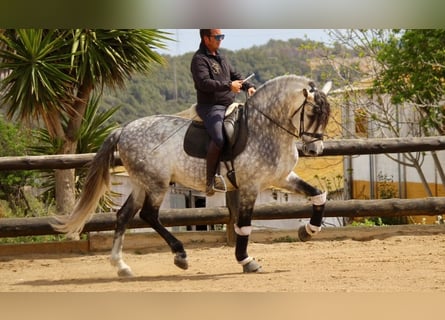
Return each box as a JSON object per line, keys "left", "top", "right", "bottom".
{"left": 0, "top": 29, "right": 170, "bottom": 215}
{"left": 30, "top": 93, "right": 120, "bottom": 203}
{"left": 0, "top": 115, "right": 39, "bottom": 216}
{"left": 322, "top": 29, "right": 445, "bottom": 197}
{"left": 374, "top": 29, "right": 445, "bottom": 135}
{"left": 374, "top": 29, "right": 445, "bottom": 190}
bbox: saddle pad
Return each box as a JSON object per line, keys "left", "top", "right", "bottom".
{"left": 183, "top": 121, "right": 211, "bottom": 159}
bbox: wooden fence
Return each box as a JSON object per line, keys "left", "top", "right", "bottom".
{"left": 0, "top": 136, "right": 445, "bottom": 240}
{"left": 0, "top": 197, "right": 444, "bottom": 238}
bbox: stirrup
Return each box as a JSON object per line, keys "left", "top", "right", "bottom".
{"left": 213, "top": 174, "right": 227, "bottom": 193}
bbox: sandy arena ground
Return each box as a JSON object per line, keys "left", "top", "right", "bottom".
{"left": 1, "top": 232, "right": 444, "bottom": 292}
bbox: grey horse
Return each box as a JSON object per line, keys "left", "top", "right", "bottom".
{"left": 52, "top": 75, "right": 332, "bottom": 277}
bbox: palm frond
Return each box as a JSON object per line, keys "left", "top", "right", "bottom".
{"left": 71, "top": 29, "right": 170, "bottom": 90}
{"left": 0, "top": 29, "right": 77, "bottom": 133}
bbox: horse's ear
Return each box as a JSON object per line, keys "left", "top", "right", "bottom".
{"left": 321, "top": 81, "right": 333, "bottom": 94}
{"left": 303, "top": 88, "right": 309, "bottom": 98}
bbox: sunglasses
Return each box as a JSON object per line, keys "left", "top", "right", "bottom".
{"left": 209, "top": 34, "right": 225, "bottom": 41}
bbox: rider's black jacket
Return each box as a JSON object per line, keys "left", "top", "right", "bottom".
{"left": 190, "top": 42, "right": 254, "bottom": 107}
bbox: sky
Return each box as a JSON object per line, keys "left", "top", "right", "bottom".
{"left": 158, "top": 29, "right": 331, "bottom": 56}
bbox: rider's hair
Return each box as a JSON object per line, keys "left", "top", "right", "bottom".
{"left": 199, "top": 29, "right": 211, "bottom": 40}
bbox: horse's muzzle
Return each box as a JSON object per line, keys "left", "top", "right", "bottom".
{"left": 302, "top": 140, "right": 324, "bottom": 156}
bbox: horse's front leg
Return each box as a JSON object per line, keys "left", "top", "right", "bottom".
{"left": 286, "top": 172, "right": 327, "bottom": 242}
{"left": 229, "top": 190, "right": 263, "bottom": 273}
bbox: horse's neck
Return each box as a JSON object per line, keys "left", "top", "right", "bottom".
{"left": 247, "top": 104, "right": 298, "bottom": 144}
{"left": 249, "top": 90, "right": 305, "bottom": 128}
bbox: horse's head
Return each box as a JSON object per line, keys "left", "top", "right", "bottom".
{"left": 291, "top": 80, "right": 332, "bottom": 156}
{"left": 247, "top": 75, "right": 332, "bottom": 156}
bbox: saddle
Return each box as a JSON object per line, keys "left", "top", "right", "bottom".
{"left": 182, "top": 103, "right": 249, "bottom": 188}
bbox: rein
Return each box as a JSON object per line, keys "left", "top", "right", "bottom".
{"left": 253, "top": 104, "right": 300, "bottom": 139}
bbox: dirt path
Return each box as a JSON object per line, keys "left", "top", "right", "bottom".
{"left": 1, "top": 233, "right": 444, "bottom": 292}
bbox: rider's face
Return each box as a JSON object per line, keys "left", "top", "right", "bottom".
{"left": 204, "top": 29, "right": 224, "bottom": 54}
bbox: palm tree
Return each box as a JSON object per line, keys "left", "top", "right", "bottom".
{"left": 0, "top": 29, "right": 169, "bottom": 215}
{"left": 31, "top": 93, "right": 121, "bottom": 211}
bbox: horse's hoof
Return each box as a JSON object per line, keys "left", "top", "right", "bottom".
{"left": 298, "top": 225, "right": 312, "bottom": 242}
{"left": 243, "top": 259, "right": 263, "bottom": 273}
{"left": 117, "top": 267, "right": 134, "bottom": 278}
{"left": 174, "top": 253, "right": 189, "bottom": 270}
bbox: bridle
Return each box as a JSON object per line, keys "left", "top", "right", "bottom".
{"left": 293, "top": 97, "right": 324, "bottom": 142}
{"left": 252, "top": 92, "right": 325, "bottom": 142}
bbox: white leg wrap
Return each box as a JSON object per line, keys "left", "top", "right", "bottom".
{"left": 234, "top": 224, "right": 252, "bottom": 236}
{"left": 110, "top": 257, "right": 131, "bottom": 271}
{"left": 110, "top": 236, "right": 130, "bottom": 271}
{"left": 305, "top": 223, "right": 321, "bottom": 235}
{"left": 238, "top": 256, "right": 253, "bottom": 266}
{"left": 311, "top": 191, "right": 327, "bottom": 206}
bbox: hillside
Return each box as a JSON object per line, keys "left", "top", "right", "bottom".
{"left": 101, "top": 38, "right": 355, "bottom": 124}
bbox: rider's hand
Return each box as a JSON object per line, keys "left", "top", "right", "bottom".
{"left": 230, "top": 80, "right": 243, "bottom": 93}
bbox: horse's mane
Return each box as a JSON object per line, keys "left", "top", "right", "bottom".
{"left": 255, "top": 74, "right": 312, "bottom": 92}
{"left": 313, "top": 87, "right": 331, "bottom": 127}
{"left": 247, "top": 75, "right": 309, "bottom": 109}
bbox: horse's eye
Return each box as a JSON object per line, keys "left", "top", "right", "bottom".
{"left": 313, "top": 106, "right": 321, "bottom": 114}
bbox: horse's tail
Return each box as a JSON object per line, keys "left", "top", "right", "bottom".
{"left": 51, "top": 128, "right": 122, "bottom": 236}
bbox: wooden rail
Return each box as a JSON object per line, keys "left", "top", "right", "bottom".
{"left": 1, "top": 197, "right": 444, "bottom": 238}
{"left": 0, "top": 136, "right": 444, "bottom": 170}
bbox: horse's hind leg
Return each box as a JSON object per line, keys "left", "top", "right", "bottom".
{"left": 139, "top": 194, "right": 188, "bottom": 270}
{"left": 286, "top": 172, "right": 327, "bottom": 242}
{"left": 110, "top": 193, "right": 140, "bottom": 277}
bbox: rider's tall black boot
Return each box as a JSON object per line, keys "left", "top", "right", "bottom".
{"left": 206, "top": 141, "right": 226, "bottom": 196}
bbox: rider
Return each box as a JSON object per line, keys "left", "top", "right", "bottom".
{"left": 190, "top": 29, "right": 256, "bottom": 196}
